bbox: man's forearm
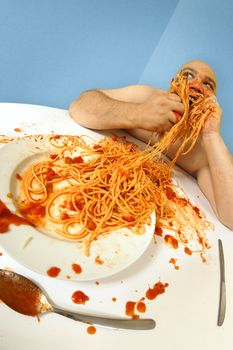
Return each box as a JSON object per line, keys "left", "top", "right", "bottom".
{"left": 69, "top": 90, "right": 139, "bottom": 130}
{"left": 202, "top": 133, "right": 233, "bottom": 229}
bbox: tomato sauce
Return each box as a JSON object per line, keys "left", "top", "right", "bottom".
{"left": 136, "top": 301, "right": 146, "bottom": 313}
{"left": 71, "top": 290, "right": 89, "bottom": 304}
{"left": 47, "top": 266, "right": 61, "bottom": 278}
{"left": 154, "top": 226, "right": 163, "bottom": 236}
{"left": 184, "top": 247, "right": 192, "bottom": 255}
{"left": 125, "top": 301, "right": 139, "bottom": 319}
{"left": 87, "top": 326, "right": 96, "bottom": 335}
{"left": 0, "top": 200, "right": 30, "bottom": 233}
{"left": 169, "top": 258, "right": 180, "bottom": 270}
{"left": 95, "top": 256, "right": 104, "bottom": 265}
{"left": 165, "top": 186, "right": 177, "bottom": 200}
{"left": 193, "top": 206, "right": 202, "bottom": 218}
{"left": 0, "top": 270, "right": 41, "bottom": 316}
{"left": 164, "top": 235, "right": 179, "bottom": 249}
{"left": 15, "top": 173, "right": 22, "bottom": 180}
{"left": 20, "top": 202, "right": 46, "bottom": 218}
{"left": 145, "top": 282, "right": 169, "bottom": 300}
{"left": 72, "top": 263, "right": 82, "bottom": 274}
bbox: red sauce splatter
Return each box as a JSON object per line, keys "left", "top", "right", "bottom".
{"left": 87, "top": 219, "right": 96, "bottom": 230}
{"left": 93, "top": 144, "right": 102, "bottom": 150}
{"left": 47, "top": 266, "right": 61, "bottom": 278}
{"left": 60, "top": 212, "right": 70, "bottom": 220}
{"left": 0, "top": 200, "right": 30, "bottom": 233}
{"left": 122, "top": 215, "right": 135, "bottom": 222}
{"left": 165, "top": 186, "right": 177, "bottom": 200}
{"left": 95, "top": 256, "right": 104, "bottom": 265}
{"left": 164, "top": 235, "right": 179, "bottom": 249}
{"left": 154, "top": 226, "right": 163, "bottom": 236}
{"left": 193, "top": 206, "right": 202, "bottom": 218}
{"left": 125, "top": 301, "right": 139, "bottom": 319}
{"left": 87, "top": 326, "right": 96, "bottom": 335}
{"left": 20, "top": 202, "right": 46, "bottom": 218}
{"left": 72, "top": 156, "right": 83, "bottom": 163}
{"left": 45, "top": 169, "right": 56, "bottom": 181}
{"left": 169, "top": 258, "right": 180, "bottom": 270}
{"left": 136, "top": 301, "right": 146, "bottom": 313}
{"left": 71, "top": 291, "right": 89, "bottom": 304}
{"left": 184, "top": 247, "right": 193, "bottom": 255}
{"left": 15, "top": 173, "right": 22, "bottom": 180}
{"left": 49, "top": 154, "right": 58, "bottom": 160}
{"left": 72, "top": 263, "right": 82, "bottom": 274}
{"left": 146, "top": 282, "right": 169, "bottom": 300}
{"left": 68, "top": 200, "right": 84, "bottom": 211}
{"left": 179, "top": 197, "right": 189, "bottom": 206}
{"left": 64, "top": 156, "right": 72, "bottom": 164}
{"left": 168, "top": 221, "right": 173, "bottom": 227}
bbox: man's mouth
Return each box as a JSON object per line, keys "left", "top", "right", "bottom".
{"left": 189, "top": 94, "right": 199, "bottom": 104}
{"left": 188, "top": 91, "right": 203, "bottom": 105}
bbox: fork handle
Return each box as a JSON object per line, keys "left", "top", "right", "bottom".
{"left": 53, "top": 307, "right": 156, "bottom": 330}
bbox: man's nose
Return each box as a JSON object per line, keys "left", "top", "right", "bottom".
{"left": 189, "top": 79, "right": 204, "bottom": 94}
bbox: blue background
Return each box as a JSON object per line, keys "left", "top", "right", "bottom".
{"left": 0, "top": 0, "right": 233, "bottom": 152}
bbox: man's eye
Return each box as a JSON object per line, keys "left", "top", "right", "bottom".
{"left": 204, "top": 82, "right": 214, "bottom": 90}
{"left": 183, "top": 72, "right": 194, "bottom": 80}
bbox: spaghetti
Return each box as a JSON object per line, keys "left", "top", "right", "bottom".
{"left": 17, "top": 133, "right": 213, "bottom": 257}
{"left": 152, "top": 74, "right": 215, "bottom": 165}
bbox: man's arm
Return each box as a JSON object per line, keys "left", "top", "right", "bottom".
{"left": 69, "top": 85, "right": 184, "bottom": 133}
{"left": 197, "top": 133, "right": 233, "bottom": 230}
{"left": 194, "top": 97, "right": 233, "bottom": 230}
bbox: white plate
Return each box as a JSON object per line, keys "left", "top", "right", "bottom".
{"left": 0, "top": 135, "right": 155, "bottom": 281}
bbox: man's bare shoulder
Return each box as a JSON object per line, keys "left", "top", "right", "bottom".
{"left": 99, "top": 84, "right": 164, "bottom": 103}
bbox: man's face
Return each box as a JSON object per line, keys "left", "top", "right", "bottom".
{"left": 176, "top": 60, "right": 217, "bottom": 101}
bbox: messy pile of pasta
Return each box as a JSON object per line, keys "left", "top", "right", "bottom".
{"left": 18, "top": 131, "right": 213, "bottom": 256}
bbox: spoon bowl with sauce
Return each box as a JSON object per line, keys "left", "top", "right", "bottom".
{"left": 0, "top": 269, "right": 156, "bottom": 330}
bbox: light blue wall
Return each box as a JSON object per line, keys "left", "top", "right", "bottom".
{"left": 0, "top": 0, "right": 178, "bottom": 107}
{"left": 0, "top": 0, "right": 233, "bottom": 152}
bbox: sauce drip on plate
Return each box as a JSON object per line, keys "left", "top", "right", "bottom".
{"left": 87, "top": 326, "right": 96, "bottom": 335}
{"left": 72, "top": 263, "right": 82, "bottom": 274}
{"left": 0, "top": 200, "right": 29, "bottom": 233}
{"left": 146, "top": 282, "right": 169, "bottom": 300}
{"left": 47, "top": 266, "right": 61, "bottom": 278}
{"left": 71, "top": 291, "right": 89, "bottom": 304}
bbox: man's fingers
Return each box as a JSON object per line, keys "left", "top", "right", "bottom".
{"left": 168, "top": 111, "right": 180, "bottom": 125}
{"left": 168, "top": 93, "right": 181, "bottom": 102}
{"left": 168, "top": 100, "right": 185, "bottom": 114}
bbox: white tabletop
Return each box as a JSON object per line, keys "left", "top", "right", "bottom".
{"left": 0, "top": 103, "right": 232, "bottom": 350}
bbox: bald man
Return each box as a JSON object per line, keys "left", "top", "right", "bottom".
{"left": 69, "top": 60, "right": 233, "bottom": 230}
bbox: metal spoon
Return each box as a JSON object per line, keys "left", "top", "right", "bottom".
{"left": 0, "top": 269, "right": 155, "bottom": 330}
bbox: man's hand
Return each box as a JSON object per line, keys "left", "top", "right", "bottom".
{"left": 135, "top": 92, "right": 184, "bottom": 133}
{"left": 202, "top": 96, "right": 222, "bottom": 135}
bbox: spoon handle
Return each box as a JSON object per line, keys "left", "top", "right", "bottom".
{"left": 52, "top": 307, "right": 156, "bottom": 330}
